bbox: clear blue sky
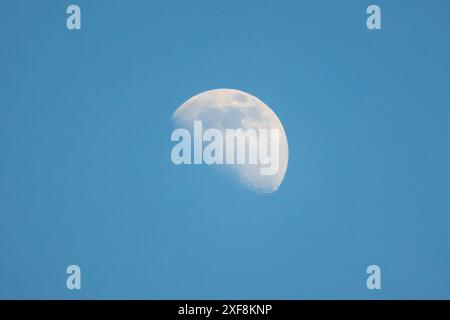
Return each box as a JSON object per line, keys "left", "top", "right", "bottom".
{"left": 1, "top": 0, "right": 449, "bottom": 299}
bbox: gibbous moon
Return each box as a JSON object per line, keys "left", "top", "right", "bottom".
{"left": 172, "top": 89, "right": 288, "bottom": 194}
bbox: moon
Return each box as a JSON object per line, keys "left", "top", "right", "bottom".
{"left": 172, "top": 89, "right": 289, "bottom": 194}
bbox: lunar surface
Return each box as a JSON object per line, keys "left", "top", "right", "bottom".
{"left": 172, "top": 89, "right": 288, "bottom": 193}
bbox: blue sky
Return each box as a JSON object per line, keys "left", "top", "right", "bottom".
{"left": 0, "top": 0, "right": 449, "bottom": 299}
